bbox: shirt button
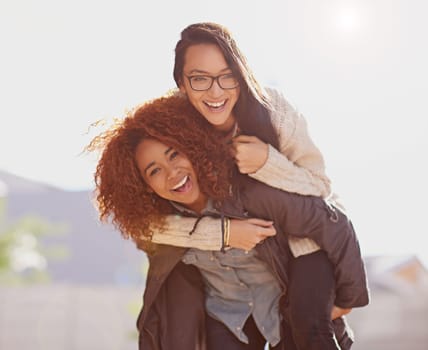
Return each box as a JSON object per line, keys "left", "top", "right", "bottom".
{"left": 248, "top": 302, "right": 253, "bottom": 307}
{"left": 236, "top": 326, "right": 241, "bottom": 331}
{"left": 210, "top": 257, "right": 215, "bottom": 261}
{"left": 244, "top": 251, "right": 249, "bottom": 254}
{"left": 240, "top": 282, "right": 245, "bottom": 287}
{"left": 226, "top": 266, "right": 231, "bottom": 270}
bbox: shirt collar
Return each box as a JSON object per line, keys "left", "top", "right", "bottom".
{"left": 169, "top": 198, "right": 217, "bottom": 216}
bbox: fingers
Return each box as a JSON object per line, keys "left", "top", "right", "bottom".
{"left": 260, "top": 226, "right": 276, "bottom": 237}
{"left": 230, "top": 138, "right": 253, "bottom": 159}
{"left": 255, "top": 227, "right": 276, "bottom": 242}
{"left": 229, "top": 143, "right": 243, "bottom": 166}
{"left": 246, "top": 218, "right": 274, "bottom": 227}
{"left": 233, "top": 135, "right": 259, "bottom": 143}
{"left": 229, "top": 144, "right": 246, "bottom": 173}
{"left": 230, "top": 139, "right": 253, "bottom": 158}
{"left": 256, "top": 237, "right": 266, "bottom": 245}
{"left": 331, "top": 306, "right": 352, "bottom": 320}
{"left": 229, "top": 143, "right": 237, "bottom": 158}
{"left": 253, "top": 227, "right": 275, "bottom": 247}
{"left": 246, "top": 218, "right": 276, "bottom": 238}
{"left": 230, "top": 136, "right": 268, "bottom": 174}
{"left": 228, "top": 218, "right": 275, "bottom": 251}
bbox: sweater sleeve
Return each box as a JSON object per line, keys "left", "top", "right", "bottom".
{"left": 150, "top": 215, "right": 222, "bottom": 250}
{"left": 249, "top": 88, "right": 331, "bottom": 198}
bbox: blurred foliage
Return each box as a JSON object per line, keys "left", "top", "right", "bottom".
{"left": 0, "top": 197, "right": 69, "bottom": 285}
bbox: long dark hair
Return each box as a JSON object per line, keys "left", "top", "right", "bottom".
{"left": 174, "top": 22, "right": 280, "bottom": 150}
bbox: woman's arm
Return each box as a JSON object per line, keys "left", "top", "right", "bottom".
{"left": 232, "top": 88, "right": 334, "bottom": 258}
{"left": 150, "top": 215, "right": 276, "bottom": 251}
{"left": 150, "top": 215, "right": 223, "bottom": 250}
{"left": 234, "top": 87, "right": 331, "bottom": 198}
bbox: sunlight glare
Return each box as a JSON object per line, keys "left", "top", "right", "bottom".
{"left": 336, "top": 7, "right": 360, "bottom": 33}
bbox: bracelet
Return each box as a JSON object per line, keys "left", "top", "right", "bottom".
{"left": 224, "top": 218, "right": 231, "bottom": 247}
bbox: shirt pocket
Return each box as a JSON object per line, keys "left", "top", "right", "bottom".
{"left": 181, "top": 252, "right": 198, "bottom": 265}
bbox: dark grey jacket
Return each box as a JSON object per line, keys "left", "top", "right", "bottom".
{"left": 137, "top": 175, "right": 369, "bottom": 350}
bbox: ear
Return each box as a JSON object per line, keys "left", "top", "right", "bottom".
{"left": 178, "top": 82, "right": 186, "bottom": 95}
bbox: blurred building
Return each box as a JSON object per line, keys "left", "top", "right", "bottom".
{"left": 0, "top": 284, "right": 141, "bottom": 350}
{"left": 348, "top": 255, "right": 428, "bottom": 350}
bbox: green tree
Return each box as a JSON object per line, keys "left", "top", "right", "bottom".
{"left": 0, "top": 197, "right": 68, "bottom": 285}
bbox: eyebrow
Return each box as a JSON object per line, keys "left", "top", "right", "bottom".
{"left": 187, "top": 67, "right": 231, "bottom": 75}
{"left": 144, "top": 162, "right": 155, "bottom": 174}
{"left": 143, "top": 147, "right": 173, "bottom": 175}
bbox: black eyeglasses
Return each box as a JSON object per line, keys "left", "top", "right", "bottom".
{"left": 185, "top": 73, "right": 239, "bottom": 91}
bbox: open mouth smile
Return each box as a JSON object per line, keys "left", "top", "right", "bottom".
{"left": 204, "top": 100, "right": 226, "bottom": 109}
{"left": 171, "top": 175, "right": 191, "bottom": 193}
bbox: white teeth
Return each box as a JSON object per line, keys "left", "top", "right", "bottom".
{"left": 205, "top": 100, "right": 226, "bottom": 108}
{"left": 172, "top": 176, "right": 188, "bottom": 190}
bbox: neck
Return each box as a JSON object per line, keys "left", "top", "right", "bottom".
{"left": 219, "top": 121, "right": 238, "bottom": 142}
{"left": 185, "top": 194, "right": 208, "bottom": 214}
{"left": 215, "top": 112, "right": 236, "bottom": 133}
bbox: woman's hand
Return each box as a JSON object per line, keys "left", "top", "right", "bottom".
{"left": 228, "top": 218, "right": 276, "bottom": 251}
{"left": 331, "top": 305, "right": 352, "bottom": 320}
{"left": 231, "top": 135, "right": 269, "bottom": 174}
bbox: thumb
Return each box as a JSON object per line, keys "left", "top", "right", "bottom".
{"left": 246, "top": 218, "right": 274, "bottom": 227}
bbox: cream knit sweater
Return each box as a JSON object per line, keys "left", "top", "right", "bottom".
{"left": 150, "top": 88, "right": 332, "bottom": 257}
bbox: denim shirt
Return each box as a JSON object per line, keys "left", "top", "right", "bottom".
{"left": 171, "top": 200, "right": 282, "bottom": 346}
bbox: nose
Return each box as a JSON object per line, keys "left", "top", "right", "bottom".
{"left": 208, "top": 78, "right": 223, "bottom": 97}
{"left": 166, "top": 164, "right": 179, "bottom": 180}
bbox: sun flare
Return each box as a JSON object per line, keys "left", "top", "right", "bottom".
{"left": 336, "top": 8, "right": 360, "bottom": 32}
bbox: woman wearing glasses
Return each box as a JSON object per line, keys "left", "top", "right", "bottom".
{"left": 140, "top": 23, "right": 361, "bottom": 349}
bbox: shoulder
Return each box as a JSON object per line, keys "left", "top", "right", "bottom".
{"left": 264, "top": 87, "right": 300, "bottom": 139}
{"left": 264, "top": 87, "right": 296, "bottom": 112}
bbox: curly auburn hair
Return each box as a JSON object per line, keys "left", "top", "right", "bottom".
{"left": 87, "top": 93, "right": 234, "bottom": 253}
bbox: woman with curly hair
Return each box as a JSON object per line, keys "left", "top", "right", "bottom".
{"left": 89, "top": 94, "right": 368, "bottom": 350}
{"left": 89, "top": 93, "right": 235, "bottom": 253}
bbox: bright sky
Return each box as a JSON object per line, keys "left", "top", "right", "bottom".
{"left": 1, "top": 0, "right": 427, "bottom": 264}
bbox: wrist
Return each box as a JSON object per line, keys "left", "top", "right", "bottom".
{"left": 221, "top": 217, "right": 231, "bottom": 252}
{"left": 252, "top": 143, "right": 270, "bottom": 174}
{"left": 224, "top": 218, "right": 231, "bottom": 247}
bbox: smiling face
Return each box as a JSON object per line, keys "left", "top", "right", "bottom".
{"left": 135, "top": 138, "right": 207, "bottom": 213}
{"left": 179, "top": 44, "right": 240, "bottom": 132}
